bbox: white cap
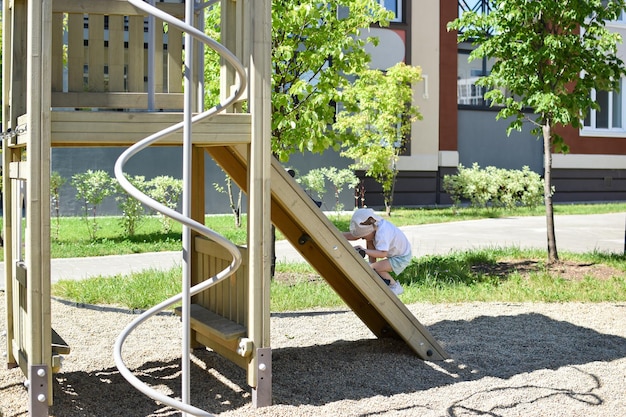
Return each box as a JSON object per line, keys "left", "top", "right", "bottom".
{"left": 349, "top": 208, "right": 383, "bottom": 238}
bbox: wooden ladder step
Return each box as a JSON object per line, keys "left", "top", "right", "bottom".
{"left": 174, "top": 304, "right": 246, "bottom": 341}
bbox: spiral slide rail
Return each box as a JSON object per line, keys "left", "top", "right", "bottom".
{"left": 113, "top": 1, "right": 247, "bottom": 416}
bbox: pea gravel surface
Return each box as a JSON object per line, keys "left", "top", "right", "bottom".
{"left": 1, "top": 293, "right": 625, "bottom": 417}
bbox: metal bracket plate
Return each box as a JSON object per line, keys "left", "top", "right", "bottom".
{"left": 28, "top": 364, "right": 49, "bottom": 417}
{"left": 251, "top": 347, "right": 272, "bottom": 408}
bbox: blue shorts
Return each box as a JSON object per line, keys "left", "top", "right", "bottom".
{"left": 389, "top": 253, "right": 412, "bottom": 275}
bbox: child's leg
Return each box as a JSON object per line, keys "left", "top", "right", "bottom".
{"left": 370, "top": 259, "right": 397, "bottom": 285}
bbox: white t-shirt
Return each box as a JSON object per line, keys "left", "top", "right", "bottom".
{"left": 373, "top": 219, "right": 411, "bottom": 258}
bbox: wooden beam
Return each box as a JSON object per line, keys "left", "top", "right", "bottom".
{"left": 52, "top": 0, "right": 184, "bottom": 18}
{"left": 50, "top": 112, "right": 251, "bottom": 146}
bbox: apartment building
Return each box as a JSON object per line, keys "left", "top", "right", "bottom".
{"left": 362, "top": 0, "right": 626, "bottom": 206}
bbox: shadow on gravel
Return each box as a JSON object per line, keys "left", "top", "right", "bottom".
{"left": 51, "top": 351, "right": 251, "bottom": 416}
{"left": 266, "top": 312, "right": 626, "bottom": 406}
{"left": 49, "top": 312, "right": 626, "bottom": 414}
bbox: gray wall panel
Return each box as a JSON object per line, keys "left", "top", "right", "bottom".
{"left": 51, "top": 147, "right": 354, "bottom": 216}
{"left": 458, "top": 109, "right": 543, "bottom": 172}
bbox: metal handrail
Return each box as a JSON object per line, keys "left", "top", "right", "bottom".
{"left": 113, "top": 1, "right": 248, "bottom": 415}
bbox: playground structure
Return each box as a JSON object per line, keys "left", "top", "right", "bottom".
{"left": 2, "top": 0, "right": 448, "bottom": 416}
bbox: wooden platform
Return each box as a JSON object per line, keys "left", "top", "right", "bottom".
{"left": 48, "top": 112, "right": 251, "bottom": 147}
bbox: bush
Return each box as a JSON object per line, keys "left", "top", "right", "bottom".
{"left": 296, "top": 167, "right": 359, "bottom": 211}
{"left": 443, "top": 163, "right": 544, "bottom": 210}
{"left": 147, "top": 176, "right": 183, "bottom": 233}
{"left": 115, "top": 174, "right": 149, "bottom": 236}
{"left": 71, "top": 170, "right": 115, "bottom": 240}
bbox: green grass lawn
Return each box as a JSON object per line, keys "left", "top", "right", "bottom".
{"left": 47, "top": 203, "right": 626, "bottom": 311}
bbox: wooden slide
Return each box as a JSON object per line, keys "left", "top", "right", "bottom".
{"left": 207, "top": 145, "right": 449, "bottom": 361}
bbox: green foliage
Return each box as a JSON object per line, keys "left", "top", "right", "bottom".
{"left": 448, "top": 0, "right": 626, "bottom": 142}
{"left": 50, "top": 171, "right": 67, "bottom": 241}
{"left": 204, "top": 1, "right": 392, "bottom": 161}
{"left": 2, "top": 202, "right": 623, "bottom": 262}
{"left": 71, "top": 170, "right": 115, "bottom": 240}
{"left": 270, "top": 1, "right": 392, "bottom": 161}
{"left": 399, "top": 249, "right": 626, "bottom": 304}
{"left": 202, "top": 4, "right": 222, "bottom": 109}
{"left": 53, "top": 267, "right": 182, "bottom": 310}
{"left": 147, "top": 176, "right": 183, "bottom": 233}
{"left": 336, "top": 62, "right": 423, "bottom": 215}
{"left": 52, "top": 247, "right": 626, "bottom": 310}
{"left": 448, "top": 0, "right": 626, "bottom": 261}
{"left": 297, "top": 167, "right": 359, "bottom": 211}
{"left": 297, "top": 168, "right": 327, "bottom": 202}
{"left": 322, "top": 167, "right": 360, "bottom": 212}
{"left": 443, "top": 163, "right": 545, "bottom": 210}
{"left": 115, "top": 174, "right": 148, "bottom": 236}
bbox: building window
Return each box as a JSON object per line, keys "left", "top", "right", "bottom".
{"left": 379, "top": 0, "right": 402, "bottom": 23}
{"left": 456, "top": 1, "right": 494, "bottom": 107}
{"left": 458, "top": 0, "right": 492, "bottom": 34}
{"left": 457, "top": 47, "right": 498, "bottom": 107}
{"left": 583, "top": 79, "right": 626, "bottom": 135}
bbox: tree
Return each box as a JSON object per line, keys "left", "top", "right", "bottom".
{"left": 204, "top": 1, "right": 392, "bottom": 275}
{"left": 448, "top": 0, "right": 626, "bottom": 262}
{"left": 335, "top": 62, "right": 423, "bottom": 215}
{"left": 50, "top": 171, "right": 66, "bottom": 241}
{"left": 270, "top": 1, "right": 392, "bottom": 160}
{"left": 214, "top": 172, "right": 243, "bottom": 228}
{"left": 204, "top": 1, "right": 392, "bottom": 159}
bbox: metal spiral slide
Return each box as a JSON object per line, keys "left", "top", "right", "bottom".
{"left": 113, "top": 1, "right": 247, "bottom": 415}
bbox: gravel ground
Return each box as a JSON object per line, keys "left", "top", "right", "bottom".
{"left": 1, "top": 293, "right": 625, "bottom": 417}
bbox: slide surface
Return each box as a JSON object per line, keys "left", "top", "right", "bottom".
{"left": 207, "top": 145, "right": 449, "bottom": 361}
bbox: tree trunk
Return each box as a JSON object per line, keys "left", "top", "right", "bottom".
{"left": 542, "top": 122, "right": 559, "bottom": 263}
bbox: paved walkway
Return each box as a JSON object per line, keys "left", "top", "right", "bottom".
{"left": 0, "top": 212, "right": 624, "bottom": 290}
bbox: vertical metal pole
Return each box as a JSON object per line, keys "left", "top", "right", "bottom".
{"left": 181, "top": 0, "right": 195, "bottom": 413}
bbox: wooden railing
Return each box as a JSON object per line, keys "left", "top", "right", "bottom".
{"left": 51, "top": 0, "right": 186, "bottom": 110}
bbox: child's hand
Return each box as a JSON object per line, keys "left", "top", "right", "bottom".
{"left": 354, "top": 245, "right": 367, "bottom": 258}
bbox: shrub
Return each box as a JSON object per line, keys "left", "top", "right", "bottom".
{"left": 322, "top": 167, "right": 360, "bottom": 212}
{"left": 115, "top": 174, "right": 149, "bottom": 236}
{"left": 71, "top": 170, "right": 115, "bottom": 240}
{"left": 297, "top": 168, "right": 327, "bottom": 204}
{"left": 296, "top": 167, "right": 359, "bottom": 211}
{"left": 443, "top": 163, "right": 544, "bottom": 210}
{"left": 147, "top": 176, "right": 183, "bottom": 233}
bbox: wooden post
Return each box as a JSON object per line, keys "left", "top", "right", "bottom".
{"left": 26, "top": 0, "right": 54, "bottom": 410}
{"left": 2, "top": 0, "right": 16, "bottom": 370}
{"left": 248, "top": 0, "right": 272, "bottom": 407}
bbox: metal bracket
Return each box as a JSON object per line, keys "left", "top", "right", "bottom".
{"left": 27, "top": 364, "right": 49, "bottom": 417}
{"left": 237, "top": 337, "right": 253, "bottom": 357}
{"left": 251, "top": 347, "right": 272, "bottom": 408}
{"left": 1, "top": 124, "right": 28, "bottom": 145}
